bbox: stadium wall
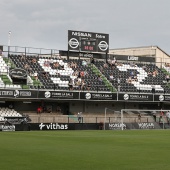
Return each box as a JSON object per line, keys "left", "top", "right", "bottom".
{"left": 109, "top": 46, "right": 170, "bottom": 66}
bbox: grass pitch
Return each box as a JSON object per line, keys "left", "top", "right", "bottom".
{"left": 0, "top": 130, "right": 170, "bottom": 170}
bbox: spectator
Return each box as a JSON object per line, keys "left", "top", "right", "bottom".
{"left": 77, "top": 78, "right": 82, "bottom": 90}
{"left": 152, "top": 111, "right": 157, "bottom": 122}
{"left": 82, "top": 60, "right": 87, "bottom": 66}
{"left": 117, "top": 77, "right": 121, "bottom": 84}
{"left": 21, "top": 53, "right": 26, "bottom": 61}
{"left": 47, "top": 107, "right": 52, "bottom": 113}
{"left": 138, "top": 113, "right": 141, "bottom": 122}
{"left": 91, "top": 57, "right": 94, "bottom": 64}
{"left": 42, "top": 105, "right": 47, "bottom": 113}
{"left": 159, "top": 109, "right": 164, "bottom": 123}
{"left": 103, "top": 62, "right": 108, "bottom": 68}
{"left": 80, "top": 71, "right": 85, "bottom": 78}
{"left": 147, "top": 71, "right": 152, "bottom": 76}
{"left": 130, "top": 71, "right": 135, "bottom": 78}
{"left": 100, "top": 66, "right": 103, "bottom": 73}
{"left": 56, "top": 106, "right": 61, "bottom": 113}
{"left": 166, "top": 111, "right": 170, "bottom": 124}
{"left": 109, "top": 74, "right": 114, "bottom": 81}
{"left": 57, "top": 54, "right": 61, "bottom": 59}
{"left": 111, "top": 58, "right": 116, "bottom": 68}
{"left": 152, "top": 70, "right": 158, "bottom": 77}
{"left": 33, "top": 71, "right": 38, "bottom": 80}
{"left": 87, "top": 83, "right": 91, "bottom": 91}
{"left": 44, "top": 60, "right": 50, "bottom": 67}
{"left": 32, "top": 58, "right": 37, "bottom": 64}
{"left": 142, "top": 65, "right": 147, "bottom": 70}
{"left": 37, "top": 106, "right": 42, "bottom": 114}
{"left": 77, "top": 112, "right": 82, "bottom": 123}
{"left": 68, "top": 79, "right": 73, "bottom": 91}
{"left": 166, "top": 75, "right": 170, "bottom": 82}
{"left": 81, "top": 79, "right": 86, "bottom": 91}
{"left": 98, "top": 75, "right": 102, "bottom": 82}
{"left": 84, "top": 70, "right": 89, "bottom": 78}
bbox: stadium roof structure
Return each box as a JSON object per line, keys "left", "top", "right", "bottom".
{"left": 109, "top": 45, "right": 170, "bottom": 63}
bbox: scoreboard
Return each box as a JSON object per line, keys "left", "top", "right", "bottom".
{"left": 68, "top": 30, "right": 109, "bottom": 53}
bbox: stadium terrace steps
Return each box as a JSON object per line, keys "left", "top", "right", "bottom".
{"left": 0, "top": 107, "right": 22, "bottom": 117}
{"left": 7, "top": 54, "right": 169, "bottom": 93}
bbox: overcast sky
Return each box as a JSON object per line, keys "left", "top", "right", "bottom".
{"left": 1, "top": 0, "right": 170, "bottom": 54}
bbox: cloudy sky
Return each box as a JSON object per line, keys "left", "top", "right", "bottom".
{"left": 1, "top": 0, "right": 170, "bottom": 54}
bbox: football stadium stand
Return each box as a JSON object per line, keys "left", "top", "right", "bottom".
{"left": 0, "top": 107, "right": 22, "bottom": 117}
{"left": 7, "top": 53, "right": 169, "bottom": 94}
{"left": 0, "top": 43, "right": 170, "bottom": 131}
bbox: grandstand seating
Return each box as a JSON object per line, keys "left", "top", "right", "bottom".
{"left": 0, "top": 56, "right": 8, "bottom": 75}
{"left": 0, "top": 55, "right": 22, "bottom": 89}
{"left": 9, "top": 54, "right": 110, "bottom": 91}
{"left": 6, "top": 54, "right": 170, "bottom": 93}
{"left": 95, "top": 60, "right": 167, "bottom": 93}
{"left": 0, "top": 107, "right": 22, "bottom": 117}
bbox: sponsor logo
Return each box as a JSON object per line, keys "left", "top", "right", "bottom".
{"left": 51, "top": 92, "right": 73, "bottom": 98}
{"left": 79, "top": 53, "right": 93, "bottom": 58}
{"left": 159, "top": 95, "right": 164, "bottom": 101}
{"left": 128, "top": 56, "right": 139, "bottom": 61}
{"left": 109, "top": 123, "right": 126, "bottom": 130}
{"left": 138, "top": 123, "right": 154, "bottom": 129}
{"left": 124, "top": 94, "right": 129, "bottom": 100}
{"left": 96, "top": 34, "right": 106, "bottom": 39}
{"left": 2, "top": 125, "right": 15, "bottom": 131}
{"left": 0, "top": 91, "right": 13, "bottom": 96}
{"left": 72, "top": 31, "right": 92, "bottom": 37}
{"left": 14, "top": 90, "right": 19, "bottom": 98}
{"left": 91, "top": 93, "right": 112, "bottom": 100}
{"left": 45, "top": 91, "right": 51, "bottom": 98}
{"left": 85, "top": 93, "right": 91, "bottom": 99}
{"left": 20, "top": 91, "right": 31, "bottom": 97}
{"left": 98, "top": 41, "right": 108, "bottom": 51}
{"left": 164, "top": 95, "right": 170, "bottom": 101}
{"left": 39, "top": 123, "right": 68, "bottom": 130}
{"left": 10, "top": 68, "right": 27, "bottom": 78}
{"left": 123, "top": 94, "right": 149, "bottom": 100}
{"left": 68, "top": 38, "right": 79, "bottom": 49}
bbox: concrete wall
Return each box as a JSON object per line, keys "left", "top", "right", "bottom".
{"left": 109, "top": 46, "right": 170, "bottom": 67}
{"left": 110, "top": 46, "right": 156, "bottom": 57}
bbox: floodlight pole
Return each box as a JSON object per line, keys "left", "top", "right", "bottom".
{"left": 8, "top": 31, "right": 11, "bottom": 57}
{"left": 8, "top": 31, "right": 11, "bottom": 46}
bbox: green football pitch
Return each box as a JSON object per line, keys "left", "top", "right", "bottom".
{"left": 0, "top": 130, "right": 170, "bottom": 170}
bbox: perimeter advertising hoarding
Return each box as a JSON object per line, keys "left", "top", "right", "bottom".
{"left": 0, "top": 125, "right": 15, "bottom": 131}
{"left": 68, "top": 30, "right": 109, "bottom": 53}
{"left": 80, "top": 92, "right": 117, "bottom": 100}
{"left": 0, "top": 90, "right": 14, "bottom": 98}
{"left": 38, "top": 91, "right": 79, "bottom": 100}
{"left": 0, "top": 89, "right": 169, "bottom": 102}
{"left": 118, "top": 93, "right": 153, "bottom": 101}
{"left": 60, "top": 50, "right": 155, "bottom": 62}
{"left": 106, "top": 122, "right": 161, "bottom": 130}
{"left": 110, "top": 55, "right": 155, "bottom": 63}
{"left": 29, "top": 123, "right": 99, "bottom": 130}
{"left": 0, "top": 90, "right": 37, "bottom": 98}
{"left": 154, "top": 94, "right": 170, "bottom": 102}
{"left": 59, "top": 50, "right": 106, "bottom": 59}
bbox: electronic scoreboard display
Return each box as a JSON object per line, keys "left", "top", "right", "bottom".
{"left": 68, "top": 30, "right": 109, "bottom": 53}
